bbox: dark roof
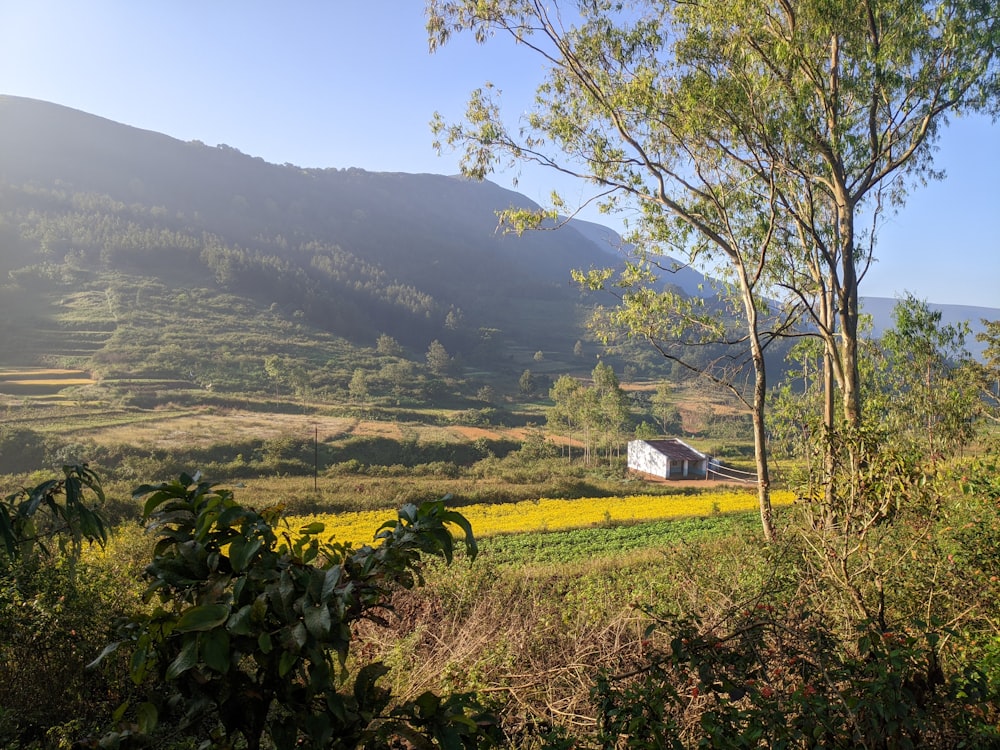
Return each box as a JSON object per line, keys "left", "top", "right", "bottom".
{"left": 639, "top": 439, "right": 706, "bottom": 461}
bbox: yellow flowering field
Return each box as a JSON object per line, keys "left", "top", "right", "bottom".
{"left": 294, "top": 489, "right": 796, "bottom": 548}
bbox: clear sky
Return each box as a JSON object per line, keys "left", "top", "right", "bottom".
{"left": 1, "top": 1, "right": 997, "bottom": 309}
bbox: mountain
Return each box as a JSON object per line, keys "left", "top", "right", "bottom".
{"left": 1, "top": 95, "right": 994, "bottom": 401}
{"left": 567, "top": 218, "right": 710, "bottom": 297}
{"left": 0, "top": 95, "right": 649, "bottom": 392}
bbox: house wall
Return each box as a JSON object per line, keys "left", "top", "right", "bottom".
{"left": 628, "top": 440, "right": 710, "bottom": 479}
{"left": 627, "top": 441, "right": 668, "bottom": 478}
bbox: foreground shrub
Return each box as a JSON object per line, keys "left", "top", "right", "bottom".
{"left": 94, "top": 472, "right": 496, "bottom": 750}
{"left": 0, "top": 466, "right": 127, "bottom": 745}
{"left": 596, "top": 609, "right": 1000, "bottom": 749}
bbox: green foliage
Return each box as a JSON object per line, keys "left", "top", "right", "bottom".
{"left": 426, "top": 339, "right": 453, "bottom": 377}
{"left": 0, "top": 554, "right": 138, "bottom": 746}
{"left": 546, "top": 364, "right": 631, "bottom": 466}
{"left": 0, "top": 427, "right": 50, "bottom": 475}
{"left": 0, "top": 463, "right": 108, "bottom": 563}
{"left": 871, "top": 295, "right": 979, "bottom": 459}
{"left": 478, "top": 513, "right": 759, "bottom": 566}
{"left": 96, "top": 472, "right": 494, "bottom": 749}
{"left": 595, "top": 609, "right": 999, "bottom": 749}
{"left": 0, "top": 467, "right": 126, "bottom": 746}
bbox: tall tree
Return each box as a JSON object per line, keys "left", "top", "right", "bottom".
{"left": 519, "top": 368, "right": 536, "bottom": 396}
{"left": 591, "top": 361, "right": 630, "bottom": 462}
{"left": 428, "top": 0, "right": 1000, "bottom": 537}
{"left": 650, "top": 380, "right": 679, "bottom": 436}
{"left": 875, "top": 295, "right": 977, "bottom": 462}
{"left": 548, "top": 374, "right": 583, "bottom": 460}
{"left": 348, "top": 368, "right": 369, "bottom": 405}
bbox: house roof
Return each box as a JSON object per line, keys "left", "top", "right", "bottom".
{"left": 636, "top": 438, "right": 706, "bottom": 461}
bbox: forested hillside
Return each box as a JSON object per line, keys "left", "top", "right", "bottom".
{"left": 0, "top": 95, "right": 656, "bottom": 388}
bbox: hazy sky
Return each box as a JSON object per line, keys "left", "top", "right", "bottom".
{"left": 1, "top": 1, "right": 997, "bottom": 309}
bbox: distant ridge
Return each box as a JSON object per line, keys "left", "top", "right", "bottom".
{"left": 0, "top": 94, "right": 996, "bottom": 376}
{"left": 861, "top": 297, "right": 997, "bottom": 357}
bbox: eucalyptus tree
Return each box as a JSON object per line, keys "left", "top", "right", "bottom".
{"left": 548, "top": 374, "right": 583, "bottom": 460}
{"left": 591, "top": 361, "right": 631, "bottom": 462}
{"left": 875, "top": 295, "right": 978, "bottom": 462}
{"left": 428, "top": 0, "right": 1000, "bottom": 537}
{"left": 427, "top": 0, "right": 808, "bottom": 540}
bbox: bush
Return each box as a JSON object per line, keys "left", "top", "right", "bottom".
{"left": 94, "top": 472, "right": 497, "bottom": 749}
{"left": 595, "top": 609, "right": 1000, "bottom": 749}
{"left": 0, "top": 556, "right": 138, "bottom": 745}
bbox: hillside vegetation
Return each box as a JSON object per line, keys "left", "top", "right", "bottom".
{"left": 2, "top": 95, "right": 1000, "bottom": 748}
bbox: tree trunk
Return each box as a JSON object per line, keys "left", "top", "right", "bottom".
{"left": 744, "top": 291, "right": 775, "bottom": 542}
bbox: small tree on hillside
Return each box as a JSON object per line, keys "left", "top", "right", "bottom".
{"left": 375, "top": 333, "right": 401, "bottom": 357}
{"left": 348, "top": 368, "right": 368, "bottom": 405}
{"left": 426, "top": 339, "right": 452, "bottom": 376}
{"left": 519, "top": 368, "right": 536, "bottom": 396}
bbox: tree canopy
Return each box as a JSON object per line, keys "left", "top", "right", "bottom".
{"left": 428, "top": 0, "right": 1000, "bottom": 536}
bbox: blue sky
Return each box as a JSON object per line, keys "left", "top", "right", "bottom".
{"left": 1, "top": 1, "right": 997, "bottom": 309}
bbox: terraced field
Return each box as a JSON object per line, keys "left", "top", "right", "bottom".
{"left": 0, "top": 367, "right": 96, "bottom": 398}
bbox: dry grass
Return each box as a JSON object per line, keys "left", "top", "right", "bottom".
{"left": 78, "top": 408, "right": 534, "bottom": 449}
{"left": 84, "top": 410, "right": 357, "bottom": 447}
{"left": 0, "top": 368, "right": 91, "bottom": 379}
{"left": 449, "top": 426, "right": 505, "bottom": 440}
{"left": 351, "top": 420, "right": 404, "bottom": 439}
{"left": 0, "top": 377, "right": 95, "bottom": 386}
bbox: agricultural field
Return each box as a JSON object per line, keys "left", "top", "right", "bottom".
{"left": 292, "top": 489, "right": 793, "bottom": 549}
{"left": 0, "top": 367, "right": 95, "bottom": 398}
{"left": 0, "top": 396, "right": 534, "bottom": 448}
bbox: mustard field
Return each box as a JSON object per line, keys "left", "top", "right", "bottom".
{"left": 293, "top": 489, "right": 797, "bottom": 548}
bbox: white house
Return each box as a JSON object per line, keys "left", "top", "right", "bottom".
{"left": 627, "top": 438, "right": 709, "bottom": 479}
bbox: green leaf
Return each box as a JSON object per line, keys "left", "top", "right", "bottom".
{"left": 230, "top": 537, "right": 262, "bottom": 572}
{"left": 320, "top": 566, "right": 341, "bottom": 602}
{"left": 129, "top": 639, "right": 151, "bottom": 684}
{"left": 259, "top": 631, "right": 273, "bottom": 654}
{"left": 165, "top": 637, "right": 199, "bottom": 680}
{"left": 86, "top": 640, "right": 122, "bottom": 669}
{"left": 174, "top": 603, "right": 231, "bottom": 633}
{"left": 289, "top": 621, "right": 307, "bottom": 650}
{"left": 136, "top": 701, "right": 158, "bottom": 734}
{"left": 303, "top": 604, "right": 332, "bottom": 639}
{"left": 441, "top": 509, "right": 478, "bottom": 561}
{"left": 201, "top": 627, "right": 231, "bottom": 673}
{"left": 227, "top": 604, "right": 253, "bottom": 636}
{"left": 299, "top": 521, "right": 325, "bottom": 535}
{"left": 278, "top": 648, "right": 298, "bottom": 677}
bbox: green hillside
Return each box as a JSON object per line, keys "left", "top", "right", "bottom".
{"left": 0, "top": 96, "right": 626, "bottom": 395}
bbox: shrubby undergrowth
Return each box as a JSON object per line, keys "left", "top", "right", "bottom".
{"left": 2, "top": 447, "right": 1000, "bottom": 747}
